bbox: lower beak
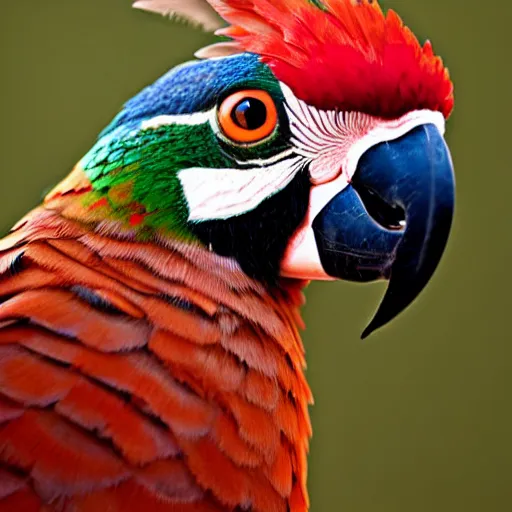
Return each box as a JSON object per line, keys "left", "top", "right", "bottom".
{"left": 312, "top": 124, "right": 455, "bottom": 338}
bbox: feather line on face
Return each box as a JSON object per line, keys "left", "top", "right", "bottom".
{"left": 281, "top": 83, "right": 446, "bottom": 188}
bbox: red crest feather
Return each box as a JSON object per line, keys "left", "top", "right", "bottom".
{"left": 208, "top": 0, "right": 454, "bottom": 118}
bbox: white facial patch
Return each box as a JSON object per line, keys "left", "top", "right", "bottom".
{"left": 178, "top": 156, "right": 304, "bottom": 221}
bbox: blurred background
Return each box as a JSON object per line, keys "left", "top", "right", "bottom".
{"left": 1, "top": 1, "right": 510, "bottom": 510}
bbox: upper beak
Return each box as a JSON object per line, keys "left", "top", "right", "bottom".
{"left": 312, "top": 123, "right": 455, "bottom": 338}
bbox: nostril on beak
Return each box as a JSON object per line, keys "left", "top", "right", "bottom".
{"left": 353, "top": 182, "right": 406, "bottom": 231}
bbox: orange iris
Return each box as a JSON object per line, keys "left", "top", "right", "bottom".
{"left": 217, "top": 90, "right": 278, "bottom": 144}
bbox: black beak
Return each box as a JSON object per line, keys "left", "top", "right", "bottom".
{"left": 312, "top": 124, "right": 455, "bottom": 338}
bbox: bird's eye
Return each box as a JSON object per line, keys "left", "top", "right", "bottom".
{"left": 218, "top": 90, "right": 278, "bottom": 144}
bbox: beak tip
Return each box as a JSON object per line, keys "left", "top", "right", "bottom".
{"left": 360, "top": 317, "right": 381, "bottom": 340}
{"left": 360, "top": 326, "right": 371, "bottom": 340}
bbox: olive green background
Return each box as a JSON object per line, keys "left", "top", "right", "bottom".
{"left": 1, "top": 1, "right": 510, "bottom": 511}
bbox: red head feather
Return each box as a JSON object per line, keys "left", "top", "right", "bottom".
{"left": 209, "top": 0, "right": 454, "bottom": 118}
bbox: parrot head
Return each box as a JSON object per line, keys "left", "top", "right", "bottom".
{"left": 55, "top": 0, "right": 455, "bottom": 338}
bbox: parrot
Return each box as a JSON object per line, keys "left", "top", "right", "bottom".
{"left": 0, "top": 0, "right": 455, "bottom": 511}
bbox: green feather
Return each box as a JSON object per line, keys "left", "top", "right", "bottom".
{"left": 308, "top": 0, "right": 328, "bottom": 11}
{"left": 82, "top": 122, "right": 234, "bottom": 237}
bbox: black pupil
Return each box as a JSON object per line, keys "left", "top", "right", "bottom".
{"left": 232, "top": 98, "right": 268, "bottom": 130}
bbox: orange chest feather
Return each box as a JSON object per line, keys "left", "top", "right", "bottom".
{"left": 0, "top": 206, "right": 312, "bottom": 512}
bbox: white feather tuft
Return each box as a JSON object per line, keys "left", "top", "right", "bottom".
{"left": 194, "top": 42, "right": 242, "bottom": 59}
{"left": 133, "top": 0, "right": 223, "bottom": 31}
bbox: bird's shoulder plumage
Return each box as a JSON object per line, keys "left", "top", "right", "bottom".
{"left": 0, "top": 195, "right": 312, "bottom": 511}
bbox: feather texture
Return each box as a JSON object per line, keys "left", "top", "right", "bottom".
{"left": 133, "top": 0, "right": 223, "bottom": 31}
{"left": 0, "top": 186, "right": 312, "bottom": 511}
